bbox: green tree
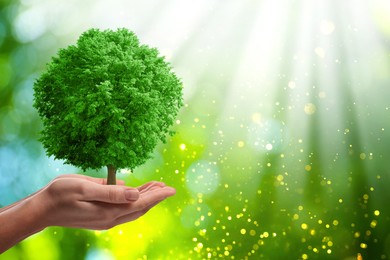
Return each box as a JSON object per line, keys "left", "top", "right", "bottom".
{"left": 33, "top": 28, "right": 183, "bottom": 184}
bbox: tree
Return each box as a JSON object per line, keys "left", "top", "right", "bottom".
{"left": 33, "top": 28, "right": 183, "bottom": 184}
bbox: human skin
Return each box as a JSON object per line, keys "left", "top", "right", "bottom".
{"left": 0, "top": 174, "right": 176, "bottom": 253}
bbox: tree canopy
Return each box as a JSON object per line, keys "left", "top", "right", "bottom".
{"left": 33, "top": 28, "right": 183, "bottom": 177}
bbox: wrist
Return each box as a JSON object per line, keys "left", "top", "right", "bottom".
{"left": 29, "top": 188, "right": 57, "bottom": 229}
{"left": 0, "top": 194, "right": 48, "bottom": 253}
{"left": 19, "top": 194, "right": 49, "bottom": 234}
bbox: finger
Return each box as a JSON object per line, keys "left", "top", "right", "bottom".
{"left": 139, "top": 185, "right": 166, "bottom": 194}
{"left": 114, "top": 200, "right": 162, "bottom": 225}
{"left": 82, "top": 182, "right": 140, "bottom": 203}
{"left": 137, "top": 181, "right": 166, "bottom": 192}
{"left": 116, "top": 180, "right": 126, "bottom": 186}
{"left": 132, "top": 186, "right": 176, "bottom": 211}
{"left": 98, "top": 178, "right": 125, "bottom": 186}
{"left": 84, "top": 188, "right": 175, "bottom": 228}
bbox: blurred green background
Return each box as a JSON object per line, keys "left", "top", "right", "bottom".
{"left": 1, "top": 0, "right": 390, "bottom": 259}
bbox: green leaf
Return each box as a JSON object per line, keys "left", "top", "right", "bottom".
{"left": 33, "top": 28, "right": 183, "bottom": 172}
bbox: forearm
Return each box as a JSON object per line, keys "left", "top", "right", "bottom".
{"left": 0, "top": 175, "right": 175, "bottom": 253}
{"left": 0, "top": 190, "right": 40, "bottom": 214}
{"left": 0, "top": 196, "right": 47, "bottom": 253}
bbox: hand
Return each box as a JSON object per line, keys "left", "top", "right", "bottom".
{"left": 0, "top": 174, "right": 176, "bottom": 253}
{"left": 38, "top": 174, "right": 176, "bottom": 230}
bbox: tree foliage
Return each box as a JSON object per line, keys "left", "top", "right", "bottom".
{"left": 33, "top": 28, "right": 183, "bottom": 174}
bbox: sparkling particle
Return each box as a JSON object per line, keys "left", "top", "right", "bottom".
{"left": 315, "top": 47, "right": 325, "bottom": 58}
{"left": 370, "top": 220, "right": 377, "bottom": 228}
{"left": 301, "top": 223, "right": 308, "bottom": 230}
{"left": 288, "top": 81, "right": 296, "bottom": 89}
{"left": 374, "top": 210, "right": 380, "bottom": 216}
{"left": 240, "top": 229, "right": 246, "bottom": 235}
{"left": 238, "top": 141, "right": 245, "bottom": 148}
{"left": 185, "top": 160, "right": 220, "bottom": 195}
{"left": 247, "top": 119, "right": 287, "bottom": 153}
{"left": 252, "top": 113, "right": 261, "bottom": 123}
{"left": 304, "top": 103, "right": 316, "bottom": 115}
{"left": 180, "top": 143, "right": 186, "bottom": 150}
{"left": 320, "top": 20, "right": 335, "bottom": 35}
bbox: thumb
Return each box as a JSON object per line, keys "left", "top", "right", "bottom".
{"left": 83, "top": 183, "right": 140, "bottom": 204}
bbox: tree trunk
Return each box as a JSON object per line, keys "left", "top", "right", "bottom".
{"left": 107, "top": 165, "right": 117, "bottom": 185}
